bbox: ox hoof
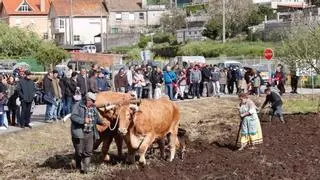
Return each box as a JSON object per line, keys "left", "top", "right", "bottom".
{"left": 103, "top": 154, "right": 110, "bottom": 162}
{"left": 138, "top": 158, "right": 146, "bottom": 166}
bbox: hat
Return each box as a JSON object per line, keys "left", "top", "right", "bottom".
{"left": 86, "top": 92, "right": 96, "bottom": 101}
{"left": 24, "top": 70, "right": 32, "bottom": 76}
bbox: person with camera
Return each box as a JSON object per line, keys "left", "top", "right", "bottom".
{"left": 70, "top": 92, "right": 108, "bottom": 174}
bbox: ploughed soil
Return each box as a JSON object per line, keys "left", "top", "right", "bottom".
{"left": 0, "top": 97, "right": 319, "bottom": 179}
{"left": 112, "top": 113, "right": 320, "bottom": 180}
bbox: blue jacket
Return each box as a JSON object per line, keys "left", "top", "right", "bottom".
{"left": 97, "top": 77, "right": 110, "bottom": 91}
{"left": 163, "top": 71, "right": 176, "bottom": 84}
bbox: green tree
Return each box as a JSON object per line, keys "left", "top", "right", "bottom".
{"left": 35, "top": 42, "right": 68, "bottom": 69}
{"left": 202, "top": 18, "right": 222, "bottom": 40}
{"left": 127, "top": 47, "right": 141, "bottom": 60}
{"left": 279, "top": 26, "right": 320, "bottom": 74}
{"left": 247, "top": 5, "right": 276, "bottom": 26}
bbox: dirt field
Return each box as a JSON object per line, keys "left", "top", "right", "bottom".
{"left": 0, "top": 97, "right": 319, "bottom": 180}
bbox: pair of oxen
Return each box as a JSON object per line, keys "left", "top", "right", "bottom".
{"left": 93, "top": 91, "right": 184, "bottom": 165}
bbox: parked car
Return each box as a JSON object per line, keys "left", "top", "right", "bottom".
{"left": 81, "top": 45, "right": 96, "bottom": 54}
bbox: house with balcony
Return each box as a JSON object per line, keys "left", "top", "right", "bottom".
{"left": 49, "top": 0, "right": 107, "bottom": 46}
{"left": 0, "top": 0, "right": 51, "bottom": 40}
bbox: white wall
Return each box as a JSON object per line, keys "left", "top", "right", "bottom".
{"left": 52, "top": 17, "right": 106, "bottom": 45}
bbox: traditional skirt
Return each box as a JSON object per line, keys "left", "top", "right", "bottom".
{"left": 237, "top": 114, "right": 263, "bottom": 147}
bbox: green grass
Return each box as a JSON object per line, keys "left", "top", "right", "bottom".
{"left": 178, "top": 40, "right": 279, "bottom": 58}
{"left": 283, "top": 97, "right": 319, "bottom": 113}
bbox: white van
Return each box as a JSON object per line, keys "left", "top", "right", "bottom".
{"left": 217, "top": 61, "right": 243, "bottom": 69}
{"left": 174, "top": 56, "right": 206, "bottom": 64}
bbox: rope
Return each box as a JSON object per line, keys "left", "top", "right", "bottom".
{"left": 109, "top": 107, "right": 121, "bottom": 131}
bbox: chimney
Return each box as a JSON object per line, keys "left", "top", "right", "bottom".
{"left": 40, "top": 0, "right": 45, "bottom": 12}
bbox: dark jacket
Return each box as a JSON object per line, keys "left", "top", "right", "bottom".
{"left": 43, "top": 75, "right": 54, "bottom": 96}
{"left": 17, "top": 78, "right": 36, "bottom": 103}
{"left": 64, "top": 78, "right": 74, "bottom": 97}
{"left": 114, "top": 73, "right": 128, "bottom": 89}
{"left": 150, "top": 71, "right": 163, "bottom": 89}
{"left": 69, "top": 78, "right": 77, "bottom": 96}
{"left": 88, "top": 76, "right": 99, "bottom": 93}
{"left": 201, "top": 67, "right": 211, "bottom": 82}
{"left": 77, "top": 75, "right": 89, "bottom": 96}
{"left": 262, "top": 91, "right": 282, "bottom": 109}
{"left": 70, "top": 101, "right": 103, "bottom": 139}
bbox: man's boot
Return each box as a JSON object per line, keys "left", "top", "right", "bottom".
{"left": 268, "top": 115, "right": 273, "bottom": 122}
{"left": 81, "top": 157, "right": 91, "bottom": 174}
{"left": 280, "top": 116, "right": 285, "bottom": 124}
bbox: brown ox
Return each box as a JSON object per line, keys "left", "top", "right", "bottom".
{"left": 115, "top": 97, "right": 181, "bottom": 165}
{"left": 94, "top": 91, "right": 133, "bottom": 161}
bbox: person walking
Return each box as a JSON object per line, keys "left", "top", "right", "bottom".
{"left": 71, "top": 92, "right": 106, "bottom": 174}
{"left": 261, "top": 88, "right": 285, "bottom": 123}
{"left": 16, "top": 71, "right": 36, "bottom": 129}
{"left": 190, "top": 64, "right": 202, "bottom": 99}
{"left": 163, "top": 66, "right": 176, "bottom": 100}
{"left": 237, "top": 93, "right": 263, "bottom": 150}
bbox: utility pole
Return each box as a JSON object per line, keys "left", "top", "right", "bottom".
{"left": 222, "top": 0, "right": 226, "bottom": 43}
{"left": 100, "top": 4, "right": 104, "bottom": 52}
{"left": 70, "top": 0, "right": 73, "bottom": 45}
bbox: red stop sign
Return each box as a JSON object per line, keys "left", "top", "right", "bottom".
{"left": 264, "top": 48, "right": 273, "bottom": 61}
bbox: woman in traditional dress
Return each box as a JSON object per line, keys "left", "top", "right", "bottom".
{"left": 237, "top": 93, "right": 263, "bottom": 150}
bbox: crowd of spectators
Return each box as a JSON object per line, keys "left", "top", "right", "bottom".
{"left": 0, "top": 63, "right": 287, "bottom": 130}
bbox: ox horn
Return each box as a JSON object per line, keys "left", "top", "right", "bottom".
{"left": 130, "top": 99, "right": 141, "bottom": 105}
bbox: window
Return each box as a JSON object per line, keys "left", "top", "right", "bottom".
{"left": 59, "top": 19, "right": 64, "bottom": 29}
{"left": 43, "top": 33, "right": 48, "bottom": 40}
{"left": 111, "top": 28, "right": 119, "bottom": 34}
{"left": 189, "top": 31, "right": 192, "bottom": 35}
{"left": 129, "top": 13, "right": 135, "bottom": 20}
{"left": 73, "top": 35, "right": 80, "bottom": 41}
{"left": 194, "top": 31, "right": 198, "bottom": 35}
{"left": 139, "top": 13, "right": 145, "bottom": 20}
{"left": 115, "top": 13, "right": 122, "bottom": 20}
{"left": 15, "top": 19, "right": 21, "bottom": 26}
{"left": 17, "top": 2, "right": 32, "bottom": 12}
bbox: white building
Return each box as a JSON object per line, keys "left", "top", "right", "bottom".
{"left": 49, "top": 0, "right": 107, "bottom": 45}
{"left": 253, "top": 0, "right": 308, "bottom": 9}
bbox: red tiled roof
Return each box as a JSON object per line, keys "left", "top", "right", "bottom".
{"left": 1, "top": 0, "right": 50, "bottom": 15}
{"left": 105, "top": 0, "right": 142, "bottom": 12}
{"left": 51, "top": 0, "right": 107, "bottom": 17}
